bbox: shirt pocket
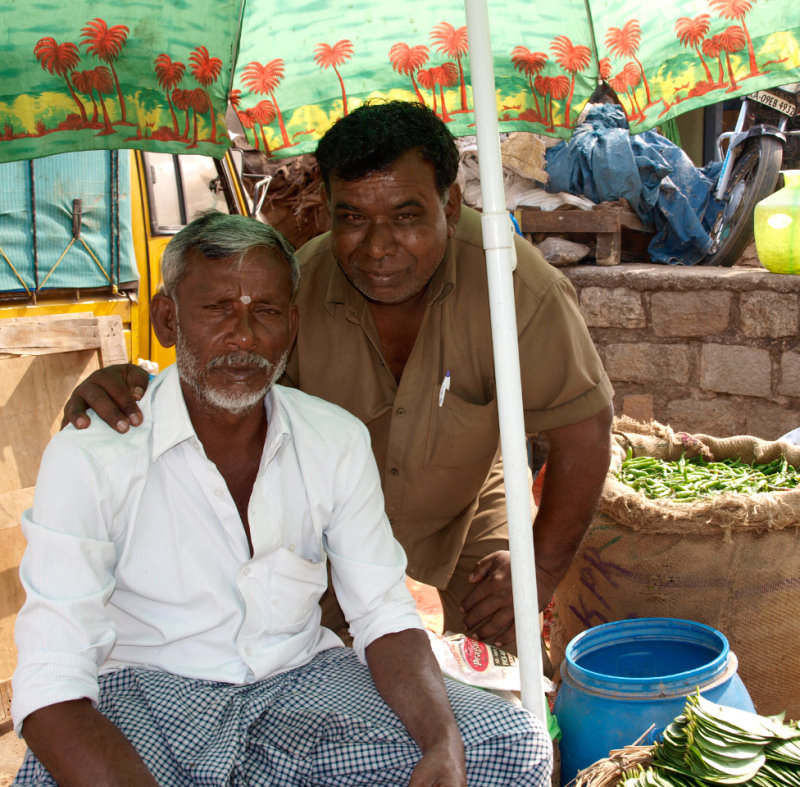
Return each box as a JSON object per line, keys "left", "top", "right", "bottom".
{"left": 424, "top": 385, "right": 499, "bottom": 469}
{"left": 264, "top": 547, "right": 328, "bottom": 636}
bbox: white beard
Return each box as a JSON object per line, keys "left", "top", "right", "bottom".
{"left": 176, "top": 329, "right": 288, "bottom": 415}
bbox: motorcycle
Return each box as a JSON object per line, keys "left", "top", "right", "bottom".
{"left": 701, "top": 82, "right": 800, "bottom": 266}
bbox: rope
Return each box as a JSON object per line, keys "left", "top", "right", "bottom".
{"left": 0, "top": 244, "right": 32, "bottom": 295}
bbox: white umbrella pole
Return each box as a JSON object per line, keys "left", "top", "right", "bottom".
{"left": 464, "top": 0, "right": 547, "bottom": 725}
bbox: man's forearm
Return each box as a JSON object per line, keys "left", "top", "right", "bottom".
{"left": 365, "top": 629, "right": 466, "bottom": 781}
{"left": 534, "top": 404, "right": 613, "bottom": 609}
{"left": 21, "top": 699, "right": 158, "bottom": 787}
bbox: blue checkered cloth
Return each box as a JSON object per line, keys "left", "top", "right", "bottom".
{"left": 14, "top": 647, "right": 551, "bottom": 785}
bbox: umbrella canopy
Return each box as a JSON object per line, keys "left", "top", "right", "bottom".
{"left": 2, "top": 0, "right": 800, "bottom": 163}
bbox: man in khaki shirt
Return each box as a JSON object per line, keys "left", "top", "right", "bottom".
{"left": 64, "top": 101, "right": 613, "bottom": 653}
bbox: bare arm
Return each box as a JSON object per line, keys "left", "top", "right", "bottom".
{"left": 532, "top": 403, "right": 613, "bottom": 609}
{"left": 461, "top": 404, "right": 613, "bottom": 643}
{"left": 21, "top": 699, "right": 159, "bottom": 787}
{"left": 366, "top": 629, "right": 466, "bottom": 787}
{"left": 61, "top": 364, "right": 151, "bottom": 432}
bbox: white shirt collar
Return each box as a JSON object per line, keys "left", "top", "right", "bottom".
{"left": 149, "top": 364, "right": 290, "bottom": 463}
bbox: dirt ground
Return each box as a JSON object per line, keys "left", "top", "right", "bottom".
{"left": 0, "top": 731, "right": 25, "bottom": 787}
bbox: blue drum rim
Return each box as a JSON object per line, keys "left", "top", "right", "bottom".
{"left": 563, "top": 618, "right": 731, "bottom": 698}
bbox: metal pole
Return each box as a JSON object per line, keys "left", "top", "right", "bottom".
{"left": 464, "top": 0, "right": 547, "bottom": 725}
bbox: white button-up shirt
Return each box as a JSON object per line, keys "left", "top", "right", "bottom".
{"left": 12, "top": 365, "right": 422, "bottom": 732}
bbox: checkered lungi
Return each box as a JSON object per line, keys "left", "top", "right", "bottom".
{"left": 14, "top": 647, "right": 551, "bottom": 786}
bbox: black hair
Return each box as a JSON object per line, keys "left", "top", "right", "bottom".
{"left": 315, "top": 100, "right": 459, "bottom": 198}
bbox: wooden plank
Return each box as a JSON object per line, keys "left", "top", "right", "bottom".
{"left": 0, "top": 314, "right": 127, "bottom": 686}
{"left": 596, "top": 232, "right": 622, "bottom": 266}
{"left": 0, "top": 351, "right": 100, "bottom": 493}
{"left": 619, "top": 211, "right": 646, "bottom": 232}
{"left": 0, "top": 523, "right": 26, "bottom": 680}
{"left": 96, "top": 314, "right": 128, "bottom": 366}
{"left": 0, "top": 678, "right": 11, "bottom": 733}
{"left": 0, "top": 317, "right": 100, "bottom": 359}
{"left": 518, "top": 208, "right": 621, "bottom": 234}
{"left": 0, "top": 489, "right": 34, "bottom": 531}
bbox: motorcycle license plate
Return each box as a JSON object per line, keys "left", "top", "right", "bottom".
{"left": 750, "top": 90, "right": 798, "bottom": 117}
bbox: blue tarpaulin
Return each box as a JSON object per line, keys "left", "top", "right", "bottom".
{"left": 545, "top": 105, "right": 724, "bottom": 265}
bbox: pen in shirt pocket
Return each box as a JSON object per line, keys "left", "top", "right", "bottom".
{"left": 438, "top": 370, "right": 450, "bottom": 407}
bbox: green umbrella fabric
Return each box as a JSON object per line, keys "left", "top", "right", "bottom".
{"left": 1, "top": 0, "right": 799, "bottom": 163}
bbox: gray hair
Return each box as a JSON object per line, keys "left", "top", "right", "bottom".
{"left": 160, "top": 211, "right": 299, "bottom": 298}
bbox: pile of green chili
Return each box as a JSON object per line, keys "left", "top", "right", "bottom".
{"left": 616, "top": 448, "right": 800, "bottom": 502}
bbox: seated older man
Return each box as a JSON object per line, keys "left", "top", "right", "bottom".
{"left": 11, "top": 212, "right": 551, "bottom": 787}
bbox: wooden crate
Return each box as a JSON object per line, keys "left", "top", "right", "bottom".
{"left": 0, "top": 314, "right": 126, "bottom": 733}
{"left": 518, "top": 203, "right": 648, "bottom": 266}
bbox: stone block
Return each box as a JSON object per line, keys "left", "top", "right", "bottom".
{"left": 538, "top": 237, "right": 591, "bottom": 267}
{"left": 579, "top": 287, "right": 646, "bottom": 328}
{"left": 700, "top": 344, "right": 771, "bottom": 398}
{"left": 605, "top": 343, "right": 690, "bottom": 384}
{"left": 745, "top": 402, "right": 800, "bottom": 441}
{"left": 740, "top": 292, "right": 799, "bottom": 338}
{"left": 665, "top": 398, "right": 739, "bottom": 437}
{"left": 651, "top": 291, "right": 731, "bottom": 337}
{"left": 621, "top": 394, "right": 654, "bottom": 422}
{"left": 778, "top": 351, "right": 800, "bottom": 398}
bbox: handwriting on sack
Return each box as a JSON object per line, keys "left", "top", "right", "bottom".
{"left": 568, "top": 544, "right": 636, "bottom": 629}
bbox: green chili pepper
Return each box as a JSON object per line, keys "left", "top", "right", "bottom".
{"left": 615, "top": 453, "right": 799, "bottom": 502}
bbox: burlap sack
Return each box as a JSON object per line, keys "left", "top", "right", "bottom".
{"left": 551, "top": 417, "right": 800, "bottom": 719}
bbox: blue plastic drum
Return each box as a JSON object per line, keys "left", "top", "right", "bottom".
{"left": 553, "top": 618, "right": 755, "bottom": 785}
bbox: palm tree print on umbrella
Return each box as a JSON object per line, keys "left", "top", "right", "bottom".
{"left": 605, "top": 20, "right": 654, "bottom": 109}
{"left": 172, "top": 88, "right": 192, "bottom": 140}
{"left": 154, "top": 54, "right": 186, "bottom": 137}
{"left": 33, "top": 37, "right": 88, "bottom": 124}
{"left": 416, "top": 68, "right": 439, "bottom": 114}
{"left": 611, "top": 63, "right": 645, "bottom": 118}
{"left": 388, "top": 43, "right": 430, "bottom": 105}
{"left": 433, "top": 63, "right": 459, "bottom": 121}
{"left": 71, "top": 71, "right": 98, "bottom": 124}
{"left": 511, "top": 46, "right": 548, "bottom": 121}
{"left": 89, "top": 66, "right": 116, "bottom": 134}
{"left": 252, "top": 100, "right": 277, "bottom": 155}
{"left": 71, "top": 67, "right": 115, "bottom": 132}
{"left": 708, "top": 0, "right": 761, "bottom": 77}
{"left": 313, "top": 40, "right": 354, "bottom": 116}
{"left": 701, "top": 35, "right": 727, "bottom": 88}
{"left": 237, "top": 107, "right": 259, "bottom": 150}
{"left": 241, "top": 59, "right": 293, "bottom": 150}
{"left": 186, "top": 87, "right": 210, "bottom": 148}
{"left": 535, "top": 74, "right": 570, "bottom": 130}
{"left": 717, "top": 25, "right": 747, "bottom": 90}
{"left": 675, "top": 14, "right": 716, "bottom": 86}
{"left": 188, "top": 46, "right": 222, "bottom": 144}
{"left": 550, "top": 35, "right": 592, "bottom": 127}
{"left": 80, "top": 19, "right": 130, "bottom": 125}
{"left": 430, "top": 22, "right": 469, "bottom": 112}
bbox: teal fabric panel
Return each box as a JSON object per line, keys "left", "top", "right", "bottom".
{"left": 0, "top": 160, "right": 35, "bottom": 292}
{"left": 0, "top": 150, "right": 137, "bottom": 294}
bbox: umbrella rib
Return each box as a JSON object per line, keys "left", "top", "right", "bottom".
{"left": 226, "top": 0, "right": 248, "bottom": 100}
{"left": 582, "top": 0, "right": 604, "bottom": 82}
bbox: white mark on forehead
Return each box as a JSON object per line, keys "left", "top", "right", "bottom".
{"left": 240, "top": 295, "right": 252, "bottom": 305}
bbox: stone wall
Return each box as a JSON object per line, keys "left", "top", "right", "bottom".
{"left": 560, "top": 263, "right": 800, "bottom": 440}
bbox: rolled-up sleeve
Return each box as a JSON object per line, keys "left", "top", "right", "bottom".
{"left": 323, "top": 422, "right": 423, "bottom": 660}
{"left": 12, "top": 435, "right": 118, "bottom": 734}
